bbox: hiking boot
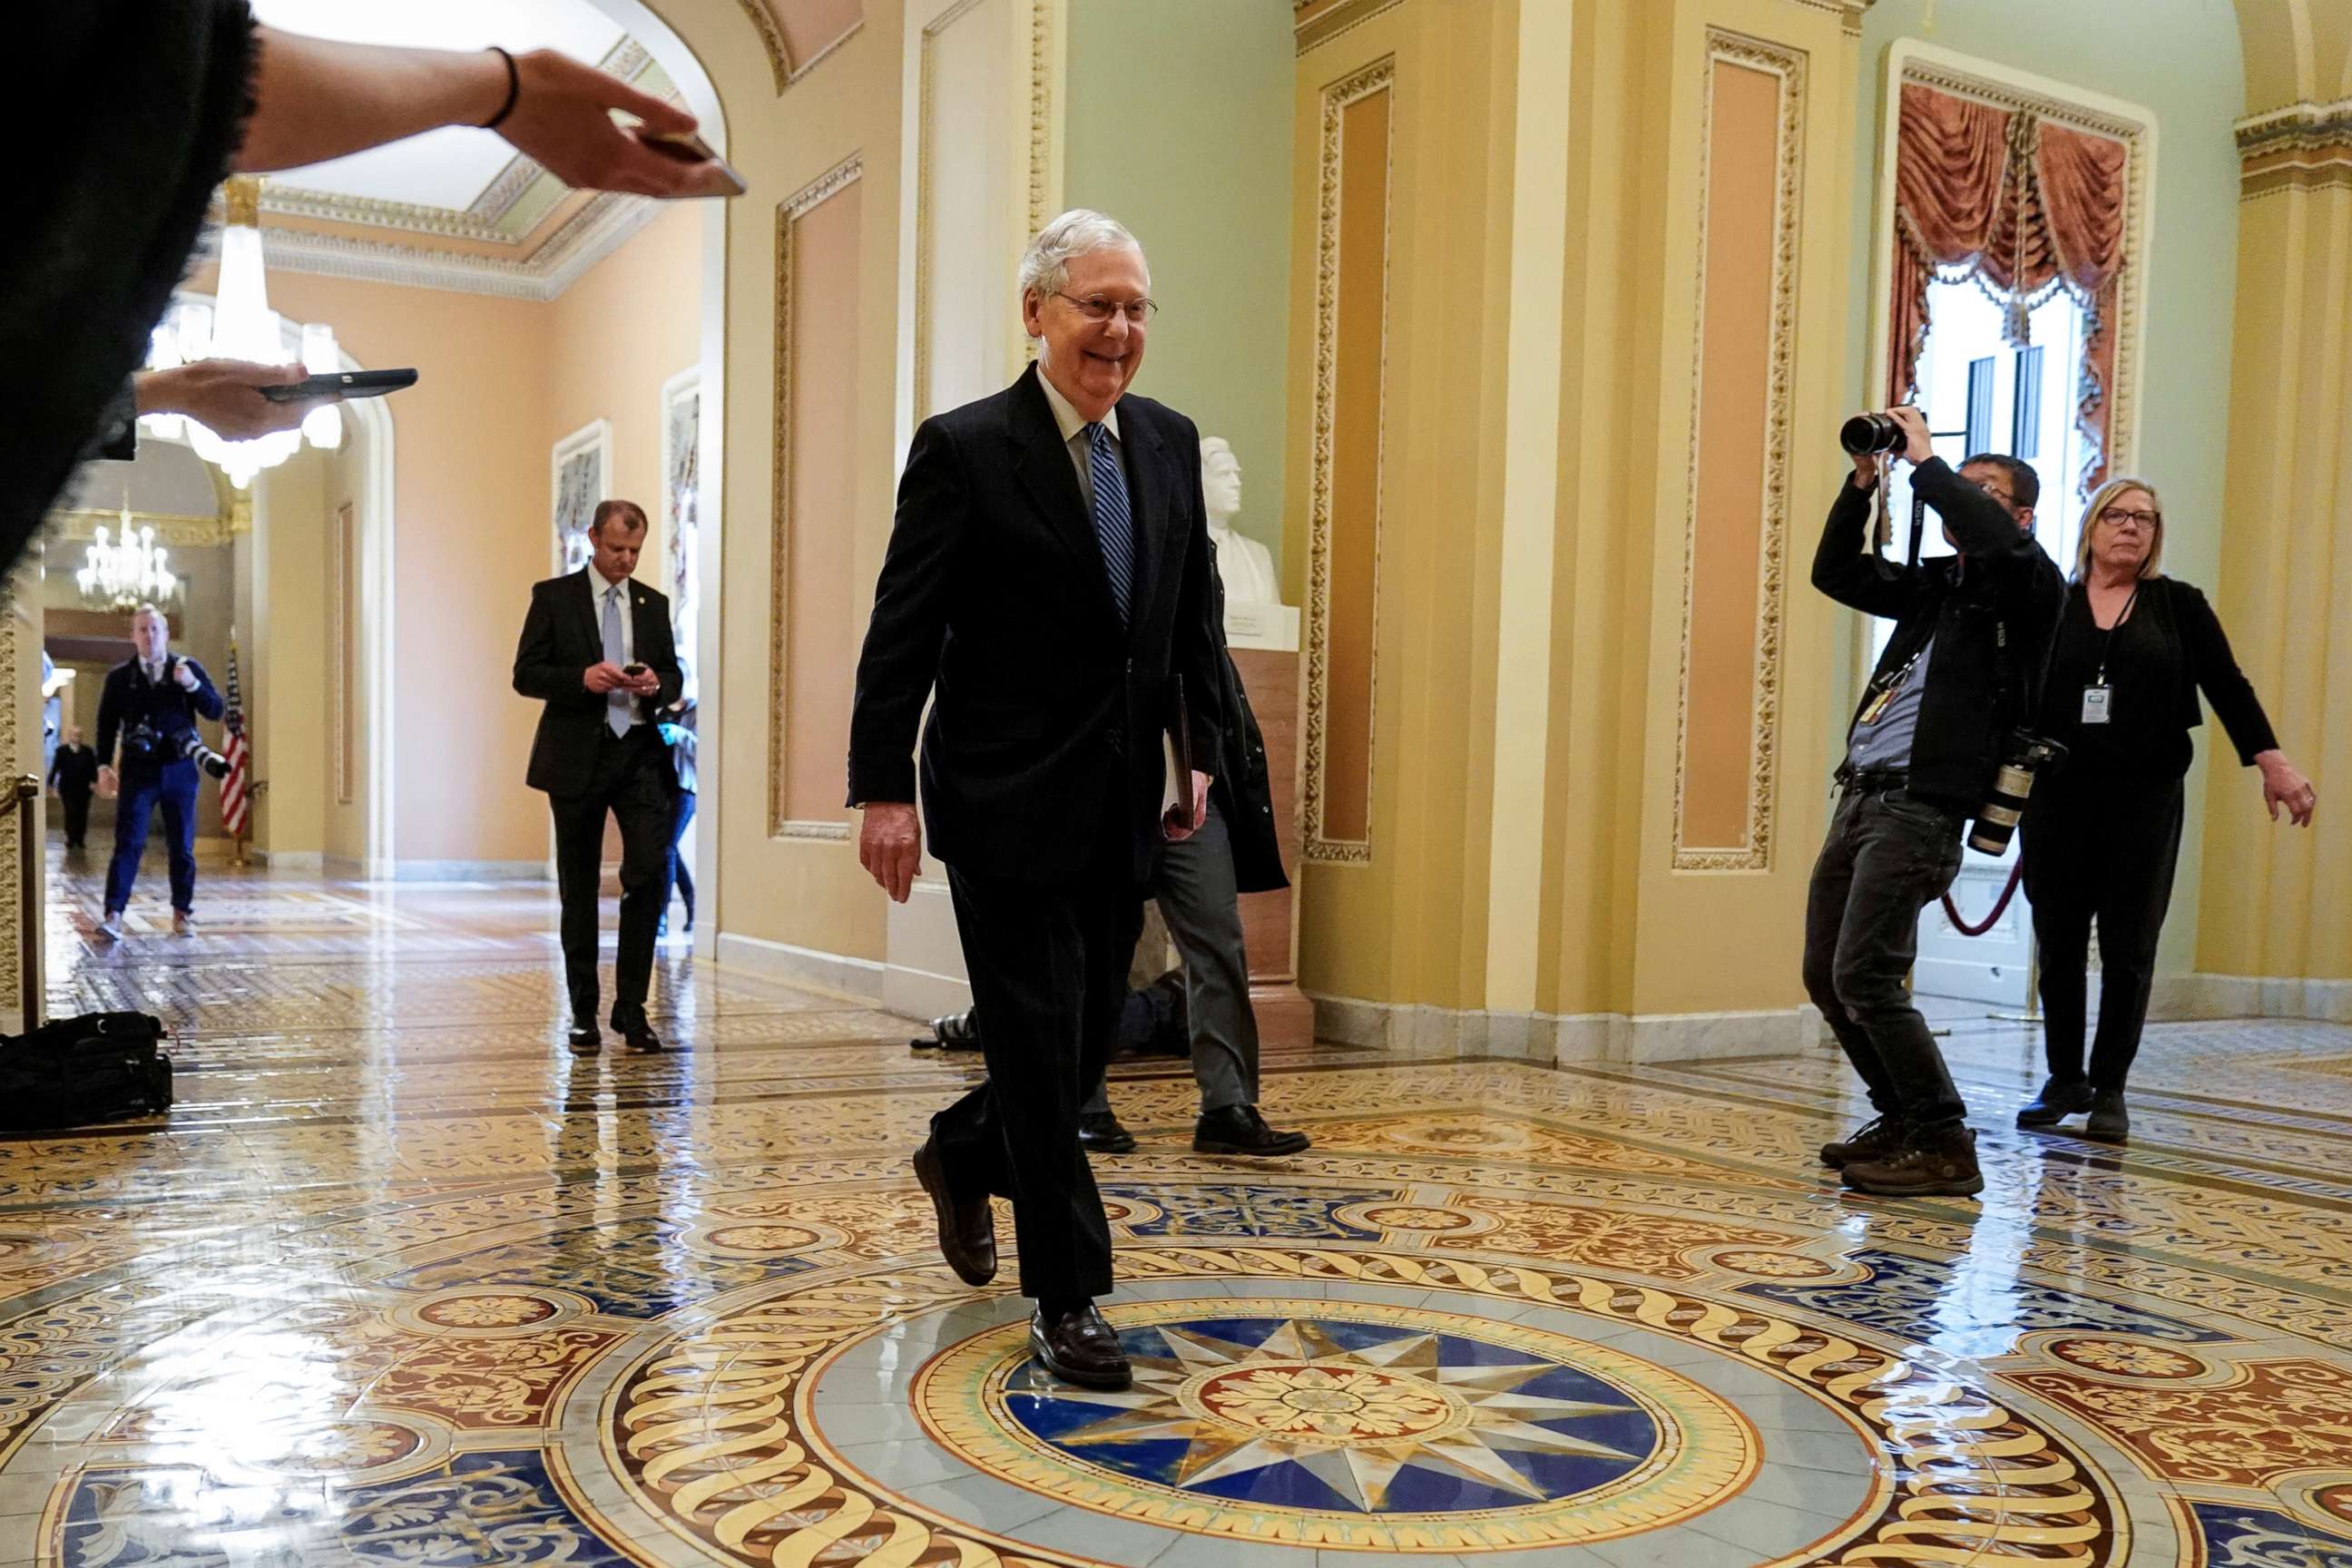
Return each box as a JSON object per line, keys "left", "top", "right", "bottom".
{"left": 1819, "top": 1113, "right": 1906, "bottom": 1169}
{"left": 2016, "top": 1076, "right": 2093, "bottom": 1129}
{"left": 2083, "top": 1089, "right": 2130, "bottom": 1143}
{"left": 1841, "top": 1124, "right": 1984, "bottom": 1198}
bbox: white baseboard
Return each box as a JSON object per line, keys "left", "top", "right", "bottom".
{"left": 2150, "top": 972, "right": 2352, "bottom": 1025}
{"left": 251, "top": 849, "right": 324, "bottom": 872}
{"left": 714, "top": 930, "right": 891, "bottom": 1006}
{"left": 388, "top": 859, "right": 552, "bottom": 882}
{"left": 1307, "top": 994, "right": 1827, "bottom": 1065}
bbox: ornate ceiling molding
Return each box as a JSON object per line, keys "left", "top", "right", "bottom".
{"left": 2236, "top": 97, "right": 2352, "bottom": 196}
{"left": 46, "top": 510, "right": 232, "bottom": 550}
{"left": 191, "top": 191, "right": 662, "bottom": 302}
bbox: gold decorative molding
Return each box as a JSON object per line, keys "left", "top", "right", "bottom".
{"left": 789, "top": 20, "right": 866, "bottom": 86}
{"left": 1294, "top": 0, "right": 1406, "bottom": 58}
{"left": 1776, "top": 0, "right": 1873, "bottom": 34}
{"left": 1895, "top": 54, "right": 2152, "bottom": 483}
{"left": 1300, "top": 58, "right": 1394, "bottom": 867}
{"left": 1027, "top": 0, "right": 1054, "bottom": 241}
{"left": 0, "top": 571, "right": 20, "bottom": 1017}
{"left": 731, "top": 0, "right": 794, "bottom": 94}
{"left": 1671, "top": 32, "right": 1808, "bottom": 874}
{"left": 46, "top": 510, "right": 231, "bottom": 550}
{"left": 770, "top": 155, "right": 866, "bottom": 842}
{"left": 2236, "top": 99, "right": 2352, "bottom": 198}
{"left": 222, "top": 175, "right": 260, "bottom": 228}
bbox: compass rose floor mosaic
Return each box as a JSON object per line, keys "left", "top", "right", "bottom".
{"left": 8, "top": 854, "right": 2352, "bottom": 1565}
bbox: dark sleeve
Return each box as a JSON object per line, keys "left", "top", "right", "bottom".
{"left": 512, "top": 588, "right": 594, "bottom": 707}
{"left": 7, "top": 2, "right": 258, "bottom": 583}
{"left": 182, "top": 660, "right": 225, "bottom": 721}
{"left": 1810, "top": 469, "right": 1918, "bottom": 618}
{"left": 1171, "top": 422, "right": 1225, "bottom": 769}
{"left": 95, "top": 674, "right": 122, "bottom": 768}
{"left": 91, "top": 380, "right": 140, "bottom": 463}
{"left": 45, "top": 750, "right": 61, "bottom": 789}
{"left": 1913, "top": 456, "right": 2038, "bottom": 567}
{"left": 847, "top": 418, "right": 965, "bottom": 807}
{"left": 647, "top": 601, "right": 683, "bottom": 713}
{"left": 2176, "top": 583, "right": 2279, "bottom": 764}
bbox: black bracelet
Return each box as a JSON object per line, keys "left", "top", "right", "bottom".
{"left": 482, "top": 45, "right": 521, "bottom": 130}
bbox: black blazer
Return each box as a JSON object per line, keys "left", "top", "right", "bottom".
{"left": 512, "top": 568, "right": 683, "bottom": 796}
{"left": 848, "top": 366, "right": 1225, "bottom": 884}
{"left": 1205, "top": 541, "right": 1288, "bottom": 896}
{"left": 1813, "top": 458, "right": 2065, "bottom": 809}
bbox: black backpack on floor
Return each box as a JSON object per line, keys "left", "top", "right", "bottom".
{"left": 0, "top": 1012, "right": 173, "bottom": 1131}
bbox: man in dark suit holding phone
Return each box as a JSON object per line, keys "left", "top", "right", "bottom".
{"left": 513, "top": 500, "right": 681, "bottom": 1056}
{"left": 848, "top": 210, "right": 1223, "bottom": 1391}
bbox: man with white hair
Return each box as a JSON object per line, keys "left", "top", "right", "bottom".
{"left": 849, "top": 210, "right": 1224, "bottom": 1390}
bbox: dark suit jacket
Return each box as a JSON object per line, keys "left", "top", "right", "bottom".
{"left": 47, "top": 743, "right": 99, "bottom": 798}
{"left": 848, "top": 365, "right": 1225, "bottom": 884}
{"left": 1205, "top": 540, "right": 1287, "bottom": 896}
{"left": 95, "top": 655, "right": 224, "bottom": 774}
{"left": 512, "top": 568, "right": 683, "bottom": 796}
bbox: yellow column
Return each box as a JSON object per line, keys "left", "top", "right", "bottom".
{"left": 2196, "top": 88, "right": 2352, "bottom": 999}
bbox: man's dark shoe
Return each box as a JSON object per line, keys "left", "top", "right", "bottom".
{"left": 912, "top": 1138, "right": 997, "bottom": 1286}
{"left": 1030, "top": 1302, "right": 1132, "bottom": 1390}
{"left": 2016, "top": 1076, "right": 2094, "bottom": 1129}
{"left": 1194, "top": 1104, "right": 1311, "bottom": 1157}
{"left": 2083, "top": 1089, "right": 2130, "bottom": 1142}
{"left": 1078, "top": 1111, "right": 1136, "bottom": 1154}
{"left": 1819, "top": 1113, "right": 1906, "bottom": 1169}
{"left": 1842, "top": 1125, "right": 1984, "bottom": 1198}
{"left": 612, "top": 1012, "right": 665, "bottom": 1054}
{"left": 567, "top": 1026, "right": 603, "bottom": 1057}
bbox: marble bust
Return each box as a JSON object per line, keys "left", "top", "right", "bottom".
{"left": 1200, "top": 437, "right": 1279, "bottom": 606}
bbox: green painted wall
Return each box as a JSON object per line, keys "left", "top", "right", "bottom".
{"left": 1064, "top": 0, "right": 1295, "bottom": 573}
{"left": 1843, "top": 0, "right": 2247, "bottom": 979}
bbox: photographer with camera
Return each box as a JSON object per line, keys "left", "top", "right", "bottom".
{"left": 2014, "top": 477, "right": 2317, "bottom": 1144}
{"left": 1805, "top": 407, "right": 2063, "bottom": 1198}
{"left": 94, "top": 603, "right": 227, "bottom": 941}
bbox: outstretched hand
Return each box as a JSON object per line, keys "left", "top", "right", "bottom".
{"left": 136, "top": 361, "right": 327, "bottom": 442}
{"left": 498, "top": 50, "right": 734, "bottom": 199}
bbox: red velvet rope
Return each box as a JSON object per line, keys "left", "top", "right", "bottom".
{"left": 1942, "top": 858, "right": 2025, "bottom": 937}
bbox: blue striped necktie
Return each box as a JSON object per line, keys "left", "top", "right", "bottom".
{"left": 1085, "top": 422, "right": 1135, "bottom": 628}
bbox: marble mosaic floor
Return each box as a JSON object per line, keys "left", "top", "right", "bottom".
{"left": 6, "top": 848, "right": 2351, "bottom": 1565}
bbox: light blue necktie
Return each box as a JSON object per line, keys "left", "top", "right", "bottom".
{"left": 601, "top": 583, "right": 632, "bottom": 738}
{"left": 1085, "top": 423, "right": 1135, "bottom": 628}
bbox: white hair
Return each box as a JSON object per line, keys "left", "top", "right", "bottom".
{"left": 1018, "top": 209, "right": 1148, "bottom": 300}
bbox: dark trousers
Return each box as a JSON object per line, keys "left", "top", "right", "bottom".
{"left": 1083, "top": 799, "right": 1256, "bottom": 1119}
{"left": 547, "top": 725, "right": 671, "bottom": 1028}
{"left": 104, "top": 762, "right": 200, "bottom": 916}
{"left": 2022, "top": 771, "right": 2183, "bottom": 1093}
{"left": 60, "top": 789, "right": 91, "bottom": 848}
{"left": 1801, "top": 784, "right": 1968, "bottom": 1134}
{"left": 664, "top": 788, "right": 696, "bottom": 927}
{"left": 935, "top": 798, "right": 1144, "bottom": 1302}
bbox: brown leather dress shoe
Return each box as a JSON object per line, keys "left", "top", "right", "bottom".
{"left": 1030, "top": 1302, "right": 1132, "bottom": 1389}
{"left": 912, "top": 1139, "right": 996, "bottom": 1286}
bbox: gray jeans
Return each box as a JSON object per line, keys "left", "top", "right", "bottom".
{"left": 1800, "top": 785, "right": 1968, "bottom": 1134}
{"left": 1084, "top": 799, "right": 1257, "bottom": 1117}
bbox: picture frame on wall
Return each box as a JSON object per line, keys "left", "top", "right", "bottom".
{"left": 660, "top": 368, "right": 701, "bottom": 676}
{"left": 551, "top": 419, "right": 613, "bottom": 574}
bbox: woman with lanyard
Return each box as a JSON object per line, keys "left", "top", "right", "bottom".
{"left": 2015, "top": 477, "right": 2317, "bottom": 1142}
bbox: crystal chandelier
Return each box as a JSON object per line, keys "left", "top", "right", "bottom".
{"left": 142, "top": 176, "right": 343, "bottom": 489}
{"left": 76, "top": 492, "right": 181, "bottom": 612}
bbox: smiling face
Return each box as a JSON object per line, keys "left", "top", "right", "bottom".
{"left": 1024, "top": 244, "right": 1150, "bottom": 423}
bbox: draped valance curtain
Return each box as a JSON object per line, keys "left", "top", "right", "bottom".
{"left": 1886, "top": 81, "right": 2132, "bottom": 495}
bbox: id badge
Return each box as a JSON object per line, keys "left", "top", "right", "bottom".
{"left": 2081, "top": 685, "right": 2112, "bottom": 725}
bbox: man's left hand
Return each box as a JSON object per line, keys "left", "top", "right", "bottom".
{"left": 625, "top": 669, "right": 662, "bottom": 696}
{"left": 1887, "top": 405, "right": 1934, "bottom": 466}
{"left": 172, "top": 660, "right": 200, "bottom": 692}
{"left": 1164, "top": 771, "right": 1213, "bottom": 842}
{"left": 136, "top": 361, "right": 328, "bottom": 443}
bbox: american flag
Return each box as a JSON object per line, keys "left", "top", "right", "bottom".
{"left": 221, "top": 636, "right": 250, "bottom": 838}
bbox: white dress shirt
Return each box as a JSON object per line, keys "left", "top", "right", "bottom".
{"left": 1036, "top": 366, "right": 1121, "bottom": 516}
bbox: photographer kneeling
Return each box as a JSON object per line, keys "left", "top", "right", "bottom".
{"left": 94, "top": 603, "right": 227, "bottom": 942}
{"left": 1805, "top": 407, "right": 2063, "bottom": 1197}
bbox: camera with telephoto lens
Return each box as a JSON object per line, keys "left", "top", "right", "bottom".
{"left": 124, "top": 718, "right": 230, "bottom": 780}
{"left": 1967, "top": 730, "right": 2067, "bottom": 855}
{"left": 1840, "top": 411, "right": 1910, "bottom": 456}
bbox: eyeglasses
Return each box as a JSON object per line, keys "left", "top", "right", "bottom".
{"left": 2099, "top": 506, "right": 2160, "bottom": 529}
{"left": 1054, "top": 290, "right": 1158, "bottom": 325}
